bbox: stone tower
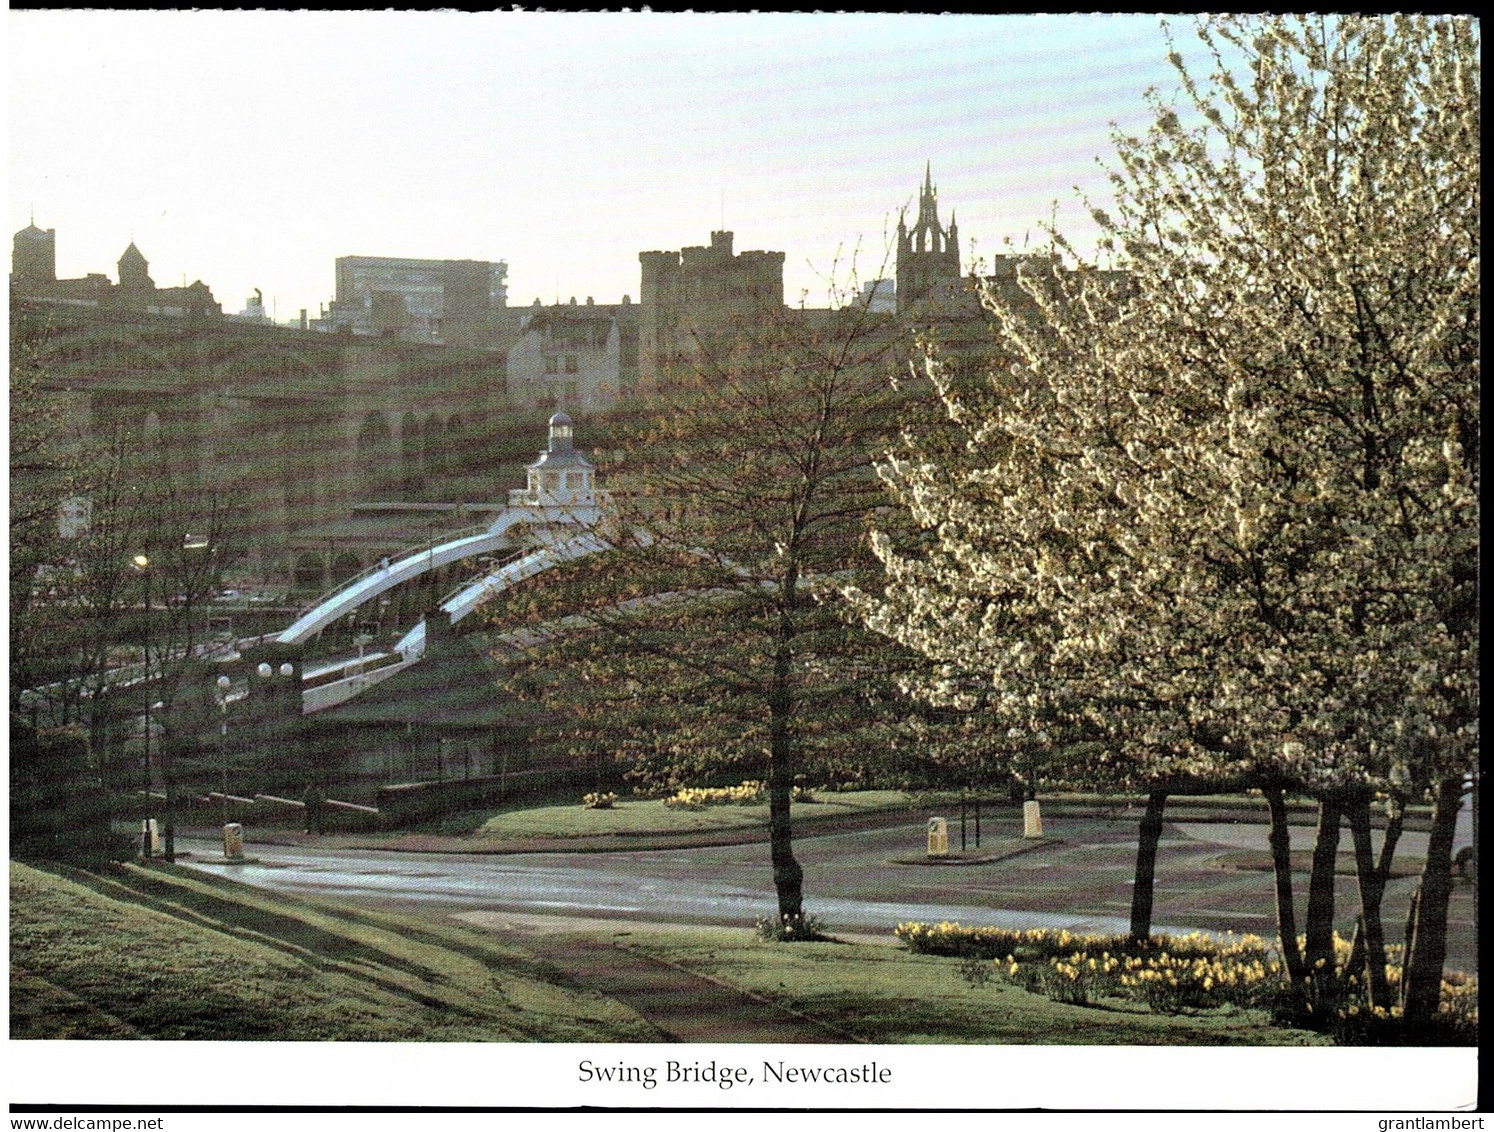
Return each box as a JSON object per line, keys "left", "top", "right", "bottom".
{"left": 896, "top": 163, "right": 961, "bottom": 311}
{"left": 637, "top": 230, "right": 785, "bottom": 392}
{"left": 117, "top": 241, "right": 154, "bottom": 295}
{"left": 11, "top": 220, "right": 56, "bottom": 285}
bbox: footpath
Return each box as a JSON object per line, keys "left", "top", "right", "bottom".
{"left": 461, "top": 912, "right": 861, "bottom": 1043}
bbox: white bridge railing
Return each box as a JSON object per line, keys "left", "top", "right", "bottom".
{"left": 293, "top": 506, "right": 611, "bottom": 714}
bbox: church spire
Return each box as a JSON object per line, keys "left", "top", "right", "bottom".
{"left": 914, "top": 160, "right": 942, "bottom": 248}
{"left": 895, "top": 162, "right": 962, "bottom": 313}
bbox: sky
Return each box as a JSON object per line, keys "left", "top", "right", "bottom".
{"left": 10, "top": 11, "right": 1205, "bottom": 321}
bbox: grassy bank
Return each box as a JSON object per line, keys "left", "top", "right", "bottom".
{"left": 466, "top": 789, "right": 914, "bottom": 840}
{"left": 606, "top": 927, "right": 1331, "bottom": 1046}
{"left": 332, "top": 787, "right": 1367, "bottom": 851}
{"left": 12, "top": 858, "right": 1333, "bottom": 1045}
{"left": 10, "top": 860, "right": 653, "bottom": 1041}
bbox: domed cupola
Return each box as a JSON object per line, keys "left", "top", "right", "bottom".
{"left": 517, "top": 412, "right": 595, "bottom": 508}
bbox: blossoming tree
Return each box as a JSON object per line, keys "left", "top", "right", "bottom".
{"left": 557, "top": 280, "right": 913, "bottom": 929}
{"left": 853, "top": 15, "right": 1478, "bottom": 1026}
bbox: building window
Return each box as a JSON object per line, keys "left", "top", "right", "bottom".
{"left": 544, "top": 356, "right": 558, "bottom": 374}
{"left": 564, "top": 356, "right": 579, "bottom": 373}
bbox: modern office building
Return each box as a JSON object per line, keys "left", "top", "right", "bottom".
{"left": 324, "top": 255, "right": 509, "bottom": 348}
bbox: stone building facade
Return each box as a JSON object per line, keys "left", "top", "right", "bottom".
{"left": 10, "top": 222, "right": 222, "bottom": 318}
{"left": 506, "top": 298, "right": 638, "bottom": 412}
{"left": 14, "top": 293, "right": 509, "bottom": 582}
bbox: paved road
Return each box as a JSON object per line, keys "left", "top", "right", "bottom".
{"left": 178, "top": 809, "right": 1476, "bottom": 972}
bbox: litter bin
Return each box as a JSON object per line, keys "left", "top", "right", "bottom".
{"left": 222, "top": 822, "right": 244, "bottom": 861}
{"left": 927, "top": 816, "right": 949, "bottom": 857}
{"left": 1023, "top": 799, "right": 1043, "bottom": 839}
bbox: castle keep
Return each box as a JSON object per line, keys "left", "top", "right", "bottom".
{"left": 637, "top": 230, "right": 785, "bottom": 391}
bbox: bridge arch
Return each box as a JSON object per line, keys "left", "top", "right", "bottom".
{"left": 356, "top": 411, "right": 392, "bottom": 457}
{"left": 330, "top": 551, "right": 364, "bottom": 583}
{"left": 293, "top": 552, "right": 325, "bottom": 589}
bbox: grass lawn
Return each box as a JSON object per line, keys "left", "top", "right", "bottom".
{"left": 465, "top": 789, "right": 915, "bottom": 840}
{"left": 10, "top": 860, "right": 654, "bottom": 1041}
{"left": 327, "top": 788, "right": 1425, "bottom": 848}
{"left": 11, "top": 860, "right": 1357, "bottom": 1046}
{"left": 607, "top": 927, "right": 1333, "bottom": 1046}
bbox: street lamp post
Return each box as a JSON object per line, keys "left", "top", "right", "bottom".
{"left": 131, "top": 554, "right": 153, "bottom": 858}
{"left": 255, "top": 659, "right": 296, "bottom": 794}
{"left": 159, "top": 533, "right": 211, "bottom": 863}
{"left": 132, "top": 533, "right": 214, "bottom": 864}
{"left": 216, "top": 674, "right": 232, "bottom": 825}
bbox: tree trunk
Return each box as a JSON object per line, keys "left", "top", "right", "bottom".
{"left": 1304, "top": 795, "right": 1342, "bottom": 979}
{"left": 1401, "top": 887, "right": 1419, "bottom": 980}
{"left": 1471, "top": 777, "right": 1478, "bottom": 980}
{"left": 1401, "top": 773, "right": 1466, "bottom": 1026}
{"left": 1350, "top": 791, "right": 1407, "bottom": 981}
{"left": 1129, "top": 790, "right": 1168, "bottom": 942}
{"left": 1345, "top": 792, "right": 1390, "bottom": 1007}
{"left": 765, "top": 641, "right": 803, "bottom": 923}
{"left": 1264, "top": 786, "right": 1306, "bottom": 986}
{"left": 1377, "top": 796, "right": 1406, "bottom": 883}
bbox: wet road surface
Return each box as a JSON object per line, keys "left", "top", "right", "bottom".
{"left": 179, "top": 810, "right": 1476, "bottom": 971}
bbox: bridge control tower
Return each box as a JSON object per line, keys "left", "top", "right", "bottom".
{"left": 510, "top": 412, "right": 596, "bottom": 508}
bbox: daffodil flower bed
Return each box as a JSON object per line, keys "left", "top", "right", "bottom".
{"left": 663, "top": 781, "right": 813, "bottom": 810}
{"left": 896, "top": 922, "right": 1477, "bottom": 1037}
{"left": 894, "top": 922, "right": 1247, "bottom": 962}
{"left": 581, "top": 792, "right": 617, "bottom": 809}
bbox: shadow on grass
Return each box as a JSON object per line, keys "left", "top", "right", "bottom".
{"left": 53, "top": 862, "right": 439, "bottom": 980}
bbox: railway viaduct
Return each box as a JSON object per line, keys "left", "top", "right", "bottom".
{"left": 14, "top": 298, "right": 515, "bottom": 576}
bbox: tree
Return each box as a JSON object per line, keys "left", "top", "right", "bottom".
{"left": 556, "top": 275, "right": 912, "bottom": 926}
{"left": 854, "top": 15, "right": 1477, "bottom": 1025}
{"left": 130, "top": 472, "right": 241, "bottom": 861}
{"left": 9, "top": 340, "right": 86, "bottom": 702}
{"left": 11, "top": 332, "right": 243, "bottom": 861}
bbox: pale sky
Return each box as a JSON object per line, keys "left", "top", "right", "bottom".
{"left": 10, "top": 11, "right": 1205, "bottom": 321}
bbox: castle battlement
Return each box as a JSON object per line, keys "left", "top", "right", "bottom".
{"left": 636, "top": 229, "right": 786, "bottom": 391}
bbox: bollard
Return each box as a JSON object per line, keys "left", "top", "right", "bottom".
{"left": 222, "top": 822, "right": 244, "bottom": 861}
{"left": 927, "top": 816, "right": 949, "bottom": 857}
{"left": 1023, "top": 799, "right": 1043, "bottom": 839}
{"left": 142, "top": 818, "right": 162, "bottom": 856}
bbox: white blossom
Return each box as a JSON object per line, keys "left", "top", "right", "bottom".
{"left": 848, "top": 16, "right": 1479, "bottom": 795}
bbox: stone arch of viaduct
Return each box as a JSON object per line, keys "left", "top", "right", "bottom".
{"left": 17, "top": 302, "right": 510, "bottom": 575}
